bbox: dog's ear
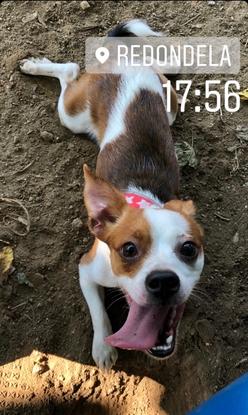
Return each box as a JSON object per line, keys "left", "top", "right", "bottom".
{"left": 164, "top": 199, "right": 196, "bottom": 217}
{"left": 83, "top": 164, "right": 127, "bottom": 240}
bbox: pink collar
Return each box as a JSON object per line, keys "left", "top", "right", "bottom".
{"left": 124, "top": 192, "right": 163, "bottom": 209}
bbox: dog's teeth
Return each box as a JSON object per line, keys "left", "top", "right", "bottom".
{"left": 152, "top": 344, "right": 171, "bottom": 351}
{"left": 162, "top": 344, "right": 170, "bottom": 351}
{"left": 166, "top": 335, "right": 173, "bottom": 345}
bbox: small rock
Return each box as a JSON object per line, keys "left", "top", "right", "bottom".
{"left": 232, "top": 231, "right": 239, "bottom": 244}
{"left": 22, "top": 11, "right": 38, "bottom": 24}
{"left": 80, "top": 1, "right": 90, "bottom": 11}
{"left": 32, "top": 362, "right": 49, "bottom": 375}
{"left": 40, "top": 130, "right": 54, "bottom": 143}
{"left": 208, "top": 0, "right": 216, "bottom": 4}
{"left": 192, "top": 23, "right": 203, "bottom": 29}
{"left": 72, "top": 218, "right": 83, "bottom": 229}
{"left": 15, "top": 272, "right": 34, "bottom": 288}
{"left": 13, "top": 135, "right": 19, "bottom": 144}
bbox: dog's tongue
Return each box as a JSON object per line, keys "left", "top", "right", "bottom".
{"left": 105, "top": 300, "right": 168, "bottom": 350}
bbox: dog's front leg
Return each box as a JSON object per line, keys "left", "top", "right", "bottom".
{"left": 80, "top": 281, "right": 118, "bottom": 370}
{"left": 79, "top": 242, "right": 118, "bottom": 370}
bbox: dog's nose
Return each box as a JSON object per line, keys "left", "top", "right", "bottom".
{"left": 146, "top": 271, "right": 180, "bottom": 303}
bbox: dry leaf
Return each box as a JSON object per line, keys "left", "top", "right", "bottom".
{"left": 22, "top": 11, "right": 38, "bottom": 24}
{"left": 175, "top": 141, "right": 197, "bottom": 168}
{"left": 15, "top": 272, "right": 34, "bottom": 288}
{"left": 0, "top": 246, "right": 14, "bottom": 283}
{"left": 236, "top": 125, "right": 248, "bottom": 142}
{"left": 238, "top": 88, "right": 248, "bottom": 101}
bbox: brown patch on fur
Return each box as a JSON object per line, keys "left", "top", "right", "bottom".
{"left": 97, "top": 89, "right": 179, "bottom": 202}
{"left": 64, "top": 73, "right": 90, "bottom": 115}
{"left": 165, "top": 200, "right": 204, "bottom": 246}
{"left": 89, "top": 74, "right": 120, "bottom": 140}
{"left": 165, "top": 200, "right": 196, "bottom": 217}
{"left": 107, "top": 207, "right": 152, "bottom": 278}
{"left": 80, "top": 238, "right": 99, "bottom": 265}
{"left": 187, "top": 217, "right": 204, "bottom": 248}
{"left": 64, "top": 73, "right": 120, "bottom": 141}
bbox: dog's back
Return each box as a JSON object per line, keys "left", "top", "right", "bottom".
{"left": 95, "top": 69, "right": 179, "bottom": 201}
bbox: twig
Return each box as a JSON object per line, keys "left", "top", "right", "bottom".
{"left": 13, "top": 160, "right": 35, "bottom": 175}
{"left": 0, "top": 239, "right": 10, "bottom": 245}
{"left": 232, "top": 148, "right": 240, "bottom": 172}
{"left": 235, "top": 357, "right": 248, "bottom": 367}
{"left": 23, "top": 313, "right": 33, "bottom": 322}
{"left": 219, "top": 106, "right": 224, "bottom": 124}
{"left": 79, "top": 25, "right": 101, "bottom": 32}
{"left": 214, "top": 213, "right": 231, "bottom": 222}
{"left": 184, "top": 12, "right": 201, "bottom": 26}
{"left": 0, "top": 197, "right": 31, "bottom": 236}
{"left": 0, "top": 160, "right": 35, "bottom": 179}
{"left": 11, "top": 301, "right": 28, "bottom": 310}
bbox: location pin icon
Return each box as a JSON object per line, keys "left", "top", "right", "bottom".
{"left": 95, "top": 47, "right": 110, "bottom": 64}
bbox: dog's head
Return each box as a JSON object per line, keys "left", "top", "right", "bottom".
{"left": 83, "top": 165, "right": 204, "bottom": 359}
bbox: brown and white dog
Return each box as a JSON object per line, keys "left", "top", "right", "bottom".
{"left": 20, "top": 20, "right": 204, "bottom": 370}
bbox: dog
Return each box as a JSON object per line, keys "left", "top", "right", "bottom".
{"left": 20, "top": 19, "right": 204, "bottom": 370}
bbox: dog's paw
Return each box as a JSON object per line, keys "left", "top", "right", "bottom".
{"left": 20, "top": 59, "right": 37, "bottom": 75}
{"left": 92, "top": 338, "right": 118, "bottom": 371}
{"left": 19, "top": 57, "right": 52, "bottom": 74}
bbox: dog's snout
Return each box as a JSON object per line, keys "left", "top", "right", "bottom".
{"left": 146, "top": 271, "right": 180, "bottom": 302}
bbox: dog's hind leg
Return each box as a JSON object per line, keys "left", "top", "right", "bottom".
{"left": 19, "top": 58, "right": 96, "bottom": 136}
{"left": 20, "top": 57, "right": 80, "bottom": 88}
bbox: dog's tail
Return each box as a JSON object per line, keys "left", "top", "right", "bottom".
{"left": 107, "top": 19, "right": 162, "bottom": 38}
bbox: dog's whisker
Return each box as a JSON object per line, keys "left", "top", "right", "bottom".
{"left": 107, "top": 291, "right": 123, "bottom": 301}
{"left": 193, "top": 288, "right": 212, "bottom": 301}
{"left": 190, "top": 289, "right": 214, "bottom": 306}
{"left": 106, "top": 295, "right": 126, "bottom": 310}
{"left": 189, "top": 293, "right": 204, "bottom": 304}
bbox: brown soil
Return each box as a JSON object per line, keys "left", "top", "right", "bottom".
{"left": 0, "top": 1, "right": 247, "bottom": 414}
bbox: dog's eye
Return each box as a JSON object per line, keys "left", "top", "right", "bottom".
{"left": 120, "top": 242, "right": 138, "bottom": 259}
{"left": 180, "top": 241, "right": 198, "bottom": 259}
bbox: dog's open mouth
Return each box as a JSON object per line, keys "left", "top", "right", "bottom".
{"left": 105, "top": 296, "right": 185, "bottom": 359}
{"left": 146, "top": 304, "right": 185, "bottom": 358}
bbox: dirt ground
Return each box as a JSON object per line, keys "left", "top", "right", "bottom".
{"left": 0, "top": 1, "right": 248, "bottom": 414}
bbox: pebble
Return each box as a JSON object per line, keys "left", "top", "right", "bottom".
{"left": 80, "top": 1, "right": 90, "bottom": 11}
{"left": 72, "top": 218, "right": 83, "bottom": 229}
{"left": 232, "top": 232, "right": 239, "bottom": 244}
{"left": 32, "top": 362, "right": 49, "bottom": 375}
{"left": 40, "top": 130, "right": 54, "bottom": 143}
